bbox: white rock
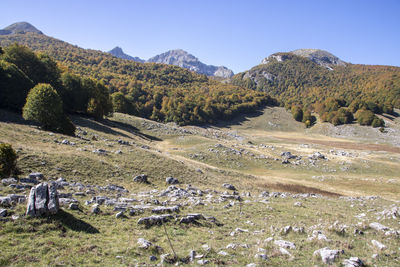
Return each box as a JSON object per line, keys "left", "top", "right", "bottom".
{"left": 342, "top": 257, "right": 365, "bottom": 267}
{"left": 137, "top": 238, "right": 152, "bottom": 249}
{"left": 369, "top": 222, "right": 389, "bottom": 232}
{"left": 274, "top": 240, "right": 295, "bottom": 249}
{"left": 371, "top": 240, "right": 386, "bottom": 250}
{"left": 313, "top": 247, "right": 342, "bottom": 264}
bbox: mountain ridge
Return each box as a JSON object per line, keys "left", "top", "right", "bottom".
{"left": 0, "top": 22, "right": 43, "bottom": 35}
{"left": 108, "top": 46, "right": 145, "bottom": 63}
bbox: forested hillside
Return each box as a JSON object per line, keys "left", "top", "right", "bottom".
{"left": 0, "top": 33, "right": 274, "bottom": 125}
{"left": 232, "top": 52, "right": 400, "bottom": 126}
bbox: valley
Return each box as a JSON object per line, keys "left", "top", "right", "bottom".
{"left": 1, "top": 107, "right": 399, "bottom": 266}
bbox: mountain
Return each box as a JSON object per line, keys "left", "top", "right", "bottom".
{"left": 147, "top": 49, "right": 234, "bottom": 78}
{"left": 0, "top": 22, "right": 43, "bottom": 35}
{"left": 108, "top": 46, "right": 144, "bottom": 63}
{"left": 232, "top": 50, "right": 400, "bottom": 112}
{"left": 0, "top": 23, "right": 271, "bottom": 125}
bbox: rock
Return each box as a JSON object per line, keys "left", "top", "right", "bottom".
{"left": 29, "top": 172, "right": 44, "bottom": 180}
{"left": 246, "top": 264, "right": 256, "bottom": 267}
{"left": 0, "top": 196, "right": 12, "bottom": 207}
{"left": 308, "top": 230, "right": 330, "bottom": 242}
{"left": 274, "top": 240, "right": 295, "bottom": 249}
{"left": 281, "top": 159, "right": 290, "bottom": 164}
{"left": 152, "top": 205, "right": 180, "bottom": 214}
{"left": 19, "top": 177, "right": 39, "bottom": 184}
{"left": 369, "top": 222, "right": 389, "bottom": 232}
{"left": 342, "top": 257, "right": 365, "bottom": 267}
{"left": 218, "top": 251, "right": 229, "bottom": 256}
{"left": 149, "top": 255, "right": 157, "bottom": 261}
{"left": 371, "top": 240, "right": 386, "bottom": 250}
{"left": 137, "top": 238, "right": 153, "bottom": 249}
{"left": 294, "top": 202, "right": 302, "bottom": 207}
{"left": 179, "top": 213, "right": 205, "bottom": 224}
{"left": 69, "top": 203, "right": 79, "bottom": 210}
{"left": 117, "top": 139, "right": 130, "bottom": 145}
{"left": 197, "top": 259, "right": 209, "bottom": 265}
{"left": 281, "top": 151, "right": 296, "bottom": 159}
{"left": 313, "top": 247, "right": 343, "bottom": 264}
{"left": 279, "top": 247, "right": 292, "bottom": 257}
{"left": 137, "top": 214, "right": 174, "bottom": 227}
{"left": 165, "top": 176, "right": 179, "bottom": 184}
{"left": 115, "top": 211, "right": 124, "bottom": 218}
{"left": 91, "top": 204, "right": 100, "bottom": 214}
{"left": 35, "top": 183, "right": 49, "bottom": 216}
{"left": 309, "top": 152, "right": 326, "bottom": 160}
{"left": 133, "top": 174, "right": 149, "bottom": 183}
{"left": 281, "top": 225, "right": 292, "bottom": 235}
{"left": 222, "top": 183, "right": 236, "bottom": 191}
{"left": 254, "top": 254, "right": 268, "bottom": 261}
{"left": 1, "top": 178, "right": 17, "bottom": 185}
{"left": 48, "top": 182, "right": 59, "bottom": 214}
{"left": 0, "top": 209, "right": 7, "bottom": 217}
{"left": 26, "top": 182, "right": 60, "bottom": 216}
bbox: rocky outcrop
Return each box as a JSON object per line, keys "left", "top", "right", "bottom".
{"left": 291, "top": 49, "right": 346, "bottom": 68}
{"left": 108, "top": 46, "right": 145, "bottom": 63}
{"left": 147, "top": 49, "right": 234, "bottom": 78}
{"left": 0, "top": 22, "right": 43, "bottom": 35}
{"left": 26, "top": 182, "right": 59, "bottom": 216}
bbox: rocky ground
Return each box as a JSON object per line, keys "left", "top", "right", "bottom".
{"left": 0, "top": 107, "right": 399, "bottom": 266}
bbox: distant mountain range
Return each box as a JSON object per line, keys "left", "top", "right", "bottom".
{"left": 108, "top": 47, "right": 234, "bottom": 78}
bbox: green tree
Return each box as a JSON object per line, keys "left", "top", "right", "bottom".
{"left": 22, "top": 83, "right": 75, "bottom": 135}
{"left": 291, "top": 105, "right": 303, "bottom": 122}
{"left": 0, "top": 143, "right": 17, "bottom": 178}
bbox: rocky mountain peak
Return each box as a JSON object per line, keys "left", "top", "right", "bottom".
{"left": 290, "top": 48, "right": 346, "bottom": 68}
{"left": 0, "top": 22, "right": 43, "bottom": 35}
{"left": 108, "top": 46, "right": 144, "bottom": 63}
{"left": 147, "top": 49, "right": 234, "bottom": 78}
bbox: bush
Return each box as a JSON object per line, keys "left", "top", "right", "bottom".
{"left": 371, "top": 117, "right": 385, "bottom": 128}
{"left": 0, "top": 143, "right": 17, "bottom": 178}
{"left": 22, "top": 83, "right": 75, "bottom": 135}
{"left": 291, "top": 105, "right": 303, "bottom": 122}
{"left": 354, "top": 109, "right": 375, "bottom": 125}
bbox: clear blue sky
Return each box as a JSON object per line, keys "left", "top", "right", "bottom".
{"left": 1, "top": 0, "right": 399, "bottom": 73}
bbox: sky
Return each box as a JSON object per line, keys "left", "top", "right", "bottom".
{"left": 1, "top": 0, "right": 399, "bottom": 73}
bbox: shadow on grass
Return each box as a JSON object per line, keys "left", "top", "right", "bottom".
{"left": 51, "top": 209, "right": 99, "bottom": 234}
{"left": 73, "top": 115, "right": 162, "bottom": 141}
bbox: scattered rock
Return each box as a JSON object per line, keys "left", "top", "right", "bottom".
{"left": 1, "top": 178, "right": 17, "bottom": 186}
{"left": 137, "top": 214, "right": 174, "bottom": 227}
{"left": 313, "top": 247, "right": 343, "bottom": 264}
{"left": 137, "top": 238, "right": 153, "bottom": 249}
{"left": 254, "top": 254, "right": 268, "bottom": 261}
{"left": 115, "top": 211, "right": 125, "bottom": 218}
{"left": 69, "top": 203, "right": 79, "bottom": 210}
{"left": 133, "top": 174, "right": 149, "bottom": 183}
{"left": 369, "top": 222, "right": 389, "bottom": 232}
{"left": 91, "top": 204, "right": 100, "bottom": 214}
{"left": 274, "top": 240, "right": 295, "bottom": 249}
{"left": 0, "top": 196, "right": 12, "bottom": 207}
{"left": 152, "top": 205, "right": 180, "bottom": 214}
{"left": 222, "top": 183, "right": 236, "bottom": 191}
{"left": 149, "top": 255, "right": 157, "bottom": 261}
{"left": 294, "top": 202, "right": 302, "bottom": 207}
{"left": 29, "top": 172, "right": 44, "bottom": 180}
{"left": 165, "top": 176, "right": 179, "bottom": 184}
{"left": 0, "top": 209, "right": 7, "bottom": 217}
{"left": 197, "top": 259, "right": 209, "bottom": 265}
{"left": 371, "top": 240, "right": 386, "bottom": 250}
{"left": 342, "top": 257, "right": 365, "bottom": 267}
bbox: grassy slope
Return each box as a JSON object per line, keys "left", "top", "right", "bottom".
{"left": 1, "top": 108, "right": 399, "bottom": 266}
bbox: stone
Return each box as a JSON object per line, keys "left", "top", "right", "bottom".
{"left": 218, "top": 251, "right": 229, "bottom": 256}
{"left": 369, "top": 222, "right": 389, "bottom": 232}
{"left": 342, "top": 257, "right": 365, "bottom": 267}
{"left": 137, "top": 238, "right": 153, "bottom": 249}
{"left": 189, "top": 250, "right": 196, "bottom": 262}
{"left": 152, "top": 205, "right": 180, "bottom": 214}
{"left": 26, "top": 182, "right": 60, "bottom": 216}
{"left": 274, "top": 240, "right": 295, "bottom": 249}
{"left": 47, "top": 182, "right": 59, "bottom": 214}
{"left": 281, "top": 151, "right": 295, "bottom": 159}
{"left": 35, "top": 183, "right": 49, "bottom": 216}
{"left": 1, "top": 178, "right": 17, "bottom": 185}
{"left": 313, "top": 247, "right": 343, "bottom": 264}
{"left": 197, "top": 259, "right": 209, "bottom": 265}
{"left": 149, "top": 255, "right": 157, "bottom": 261}
{"left": 294, "top": 202, "right": 302, "bottom": 207}
{"left": 133, "top": 174, "right": 149, "bottom": 183}
{"left": 29, "top": 172, "right": 44, "bottom": 180}
{"left": 281, "top": 159, "right": 290, "bottom": 164}
{"left": 165, "top": 176, "right": 179, "bottom": 184}
{"left": 371, "top": 240, "right": 386, "bottom": 250}
{"left": 309, "top": 152, "right": 326, "bottom": 160}
{"left": 246, "top": 264, "right": 257, "bottom": 267}
{"left": 69, "top": 203, "right": 79, "bottom": 210}
{"left": 281, "top": 225, "right": 292, "bottom": 235}
{"left": 92, "top": 204, "right": 100, "bottom": 214}
{"left": 137, "top": 214, "right": 174, "bottom": 227}
{"left": 179, "top": 213, "right": 205, "bottom": 224}
{"left": 115, "top": 211, "right": 124, "bottom": 218}
{"left": 254, "top": 254, "right": 268, "bottom": 261}
{"left": 19, "top": 177, "right": 39, "bottom": 184}
{"left": 0, "top": 208, "right": 7, "bottom": 217}
{"left": 0, "top": 196, "right": 12, "bottom": 207}
{"left": 222, "top": 183, "right": 236, "bottom": 191}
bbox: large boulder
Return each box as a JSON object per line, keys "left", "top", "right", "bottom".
{"left": 26, "top": 182, "right": 60, "bottom": 216}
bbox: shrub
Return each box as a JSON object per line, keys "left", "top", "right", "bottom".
{"left": 354, "top": 109, "right": 375, "bottom": 125}
{"left": 371, "top": 117, "right": 385, "bottom": 128}
{"left": 22, "top": 83, "right": 75, "bottom": 135}
{"left": 0, "top": 143, "right": 17, "bottom": 178}
{"left": 291, "top": 105, "right": 303, "bottom": 122}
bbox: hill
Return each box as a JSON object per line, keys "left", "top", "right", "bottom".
{"left": 148, "top": 49, "right": 234, "bottom": 78}
{"left": 232, "top": 51, "right": 400, "bottom": 126}
{"left": 0, "top": 21, "right": 43, "bottom": 35}
{"left": 108, "top": 46, "right": 144, "bottom": 63}
{"left": 0, "top": 26, "right": 273, "bottom": 126}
